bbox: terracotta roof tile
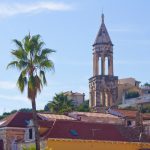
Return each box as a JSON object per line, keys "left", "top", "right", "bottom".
{"left": 38, "top": 120, "right": 53, "bottom": 128}
{"left": 0, "top": 112, "right": 33, "bottom": 128}
{"left": 111, "top": 109, "right": 150, "bottom": 120}
{"left": 47, "top": 120, "right": 125, "bottom": 141}
{"left": 114, "top": 109, "right": 137, "bottom": 118}
{"left": 38, "top": 113, "right": 75, "bottom": 121}
{"left": 0, "top": 112, "right": 75, "bottom": 128}
{"left": 143, "top": 113, "right": 150, "bottom": 120}
{"left": 69, "top": 112, "right": 119, "bottom": 118}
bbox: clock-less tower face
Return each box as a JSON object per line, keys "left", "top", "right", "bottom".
{"left": 89, "top": 14, "right": 118, "bottom": 112}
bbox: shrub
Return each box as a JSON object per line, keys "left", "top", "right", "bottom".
{"left": 125, "top": 91, "right": 140, "bottom": 99}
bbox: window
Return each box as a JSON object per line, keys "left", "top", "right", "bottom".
{"left": 29, "top": 128, "right": 33, "bottom": 139}
{"left": 70, "top": 130, "right": 78, "bottom": 136}
{"left": 127, "top": 120, "right": 132, "bottom": 126}
{"left": 25, "top": 127, "right": 35, "bottom": 141}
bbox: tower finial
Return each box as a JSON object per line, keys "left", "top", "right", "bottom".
{"left": 102, "top": 13, "right": 104, "bottom": 23}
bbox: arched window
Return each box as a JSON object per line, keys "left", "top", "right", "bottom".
{"left": 105, "top": 57, "right": 108, "bottom": 75}
{"left": 99, "top": 57, "right": 101, "bottom": 75}
{"left": 105, "top": 92, "right": 108, "bottom": 107}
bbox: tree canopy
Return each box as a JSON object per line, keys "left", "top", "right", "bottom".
{"left": 44, "top": 93, "right": 90, "bottom": 114}
{"left": 7, "top": 33, "right": 55, "bottom": 150}
{"left": 46, "top": 93, "right": 75, "bottom": 114}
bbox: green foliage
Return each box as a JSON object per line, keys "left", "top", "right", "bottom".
{"left": 125, "top": 91, "right": 140, "bottom": 99}
{"left": 44, "top": 94, "right": 90, "bottom": 114}
{"left": 7, "top": 33, "right": 55, "bottom": 101}
{"left": 7, "top": 33, "right": 55, "bottom": 150}
{"left": 119, "top": 106, "right": 137, "bottom": 111}
{"left": 23, "top": 145, "right": 36, "bottom": 150}
{"left": 76, "top": 100, "right": 90, "bottom": 112}
{"left": 144, "top": 82, "right": 150, "bottom": 87}
{"left": 0, "top": 110, "right": 17, "bottom": 120}
{"left": 0, "top": 108, "right": 33, "bottom": 120}
{"left": 45, "top": 93, "right": 75, "bottom": 114}
{"left": 141, "top": 104, "right": 150, "bottom": 113}
{"left": 19, "top": 108, "right": 32, "bottom": 112}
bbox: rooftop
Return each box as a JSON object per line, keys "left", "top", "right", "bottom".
{"left": 46, "top": 120, "right": 125, "bottom": 141}
{"left": 69, "top": 111, "right": 119, "bottom": 119}
{"left": 0, "top": 112, "right": 75, "bottom": 128}
{"left": 109, "top": 109, "right": 150, "bottom": 120}
{"left": 38, "top": 113, "right": 75, "bottom": 121}
{"left": 46, "top": 120, "right": 150, "bottom": 142}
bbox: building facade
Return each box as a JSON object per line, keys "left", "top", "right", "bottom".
{"left": 47, "top": 139, "right": 150, "bottom": 150}
{"left": 64, "top": 91, "right": 85, "bottom": 106}
{"left": 89, "top": 14, "right": 118, "bottom": 112}
{"left": 118, "top": 77, "right": 141, "bottom": 104}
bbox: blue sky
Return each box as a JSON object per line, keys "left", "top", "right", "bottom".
{"left": 0, "top": 0, "right": 150, "bottom": 114}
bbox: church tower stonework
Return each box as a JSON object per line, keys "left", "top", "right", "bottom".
{"left": 89, "top": 14, "right": 118, "bottom": 112}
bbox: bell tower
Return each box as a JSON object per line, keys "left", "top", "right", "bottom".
{"left": 89, "top": 14, "right": 118, "bottom": 112}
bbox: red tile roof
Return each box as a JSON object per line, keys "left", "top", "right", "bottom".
{"left": 143, "top": 113, "right": 150, "bottom": 120}
{"left": 38, "top": 120, "right": 53, "bottom": 128}
{"left": 0, "top": 112, "right": 75, "bottom": 128}
{"left": 46, "top": 120, "right": 126, "bottom": 141}
{"left": 112, "top": 109, "right": 137, "bottom": 118}
{"left": 110, "top": 109, "right": 150, "bottom": 120}
{"left": 38, "top": 113, "right": 75, "bottom": 121}
{"left": 0, "top": 112, "right": 33, "bottom": 128}
{"left": 1, "top": 112, "right": 149, "bottom": 143}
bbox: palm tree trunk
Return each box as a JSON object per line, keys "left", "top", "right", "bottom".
{"left": 31, "top": 98, "right": 40, "bottom": 150}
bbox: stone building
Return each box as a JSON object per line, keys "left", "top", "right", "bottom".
{"left": 89, "top": 14, "right": 118, "bottom": 112}
{"left": 64, "top": 91, "right": 85, "bottom": 106}
{"left": 118, "top": 77, "right": 141, "bottom": 104}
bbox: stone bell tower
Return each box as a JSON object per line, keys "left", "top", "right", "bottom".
{"left": 89, "top": 14, "right": 118, "bottom": 112}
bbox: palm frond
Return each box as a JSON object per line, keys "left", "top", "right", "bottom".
{"left": 35, "top": 75, "right": 42, "bottom": 93}
{"left": 11, "top": 49, "right": 27, "bottom": 60}
{"left": 40, "top": 60, "right": 54, "bottom": 70}
{"left": 17, "top": 72, "right": 27, "bottom": 93}
{"left": 40, "top": 70, "right": 47, "bottom": 85}
{"left": 40, "top": 48, "right": 55, "bottom": 57}
{"left": 13, "top": 39, "right": 23, "bottom": 50}
{"left": 37, "top": 41, "right": 45, "bottom": 51}
{"left": 7, "top": 61, "right": 19, "bottom": 69}
{"left": 18, "top": 60, "right": 28, "bottom": 69}
{"left": 28, "top": 75, "right": 36, "bottom": 100}
{"left": 8, "top": 33, "right": 55, "bottom": 103}
{"left": 24, "top": 35, "right": 31, "bottom": 53}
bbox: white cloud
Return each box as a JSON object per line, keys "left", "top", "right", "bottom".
{"left": 0, "top": 81, "right": 16, "bottom": 89}
{"left": 0, "top": 1, "right": 72, "bottom": 18}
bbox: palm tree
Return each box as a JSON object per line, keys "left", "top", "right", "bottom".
{"left": 48, "top": 93, "right": 74, "bottom": 114}
{"left": 7, "top": 33, "right": 55, "bottom": 150}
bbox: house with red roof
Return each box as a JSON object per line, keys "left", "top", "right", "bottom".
{"left": 0, "top": 111, "right": 150, "bottom": 150}
{"left": 0, "top": 112, "right": 74, "bottom": 150}
{"left": 108, "top": 109, "right": 150, "bottom": 137}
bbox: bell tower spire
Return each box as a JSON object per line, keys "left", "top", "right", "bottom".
{"left": 102, "top": 13, "right": 104, "bottom": 24}
{"left": 89, "top": 14, "right": 118, "bottom": 112}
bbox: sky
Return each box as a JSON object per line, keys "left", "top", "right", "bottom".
{"left": 0, "top": 0, "right": 150, "bottom": 114}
